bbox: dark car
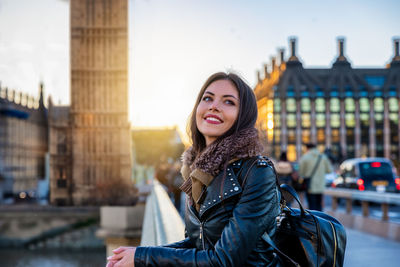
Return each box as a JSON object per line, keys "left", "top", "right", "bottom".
{"left": 332, "top": 157, "right": 400, "bottom": 193}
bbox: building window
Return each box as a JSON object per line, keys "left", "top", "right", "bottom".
{"left": 317, "top": 129, "right": 325, "bottom": 142}
{"left": 315, "top": 86, "right": 324, "bottom": 97}
{"left": 286, "top": 98, "right": 296, "bottom": 112}
{"left": 389, "top": 113, "right": 398, "bottom": 123}
{"left": 345, "top": 90, "right": 353, "bottom": 97}
{"left": 287, "top": 114, "right": 296, "bottom": 128}
{"left": 57, "top": 144, "right": 67, "bottom": 154}
{"left": 274, "top": 114, "right": 281, "bottom": 128}
{"left": 287, "top": 87, "right": 295, "bottom": 97}
{"left": 287, "top": 145, "right": 296, "bottom": 162}
{"left": 315, "top": 98, "right": 325, "bottom": 112}
{"left": 332, "top": 129, "right": 340, "bottom": 142}
{"left": 360, "top": 89, "right": 368, "bottom": 97}
{"left": 365, "top": 76, "right": 385, "bottom": 89}
{"left": 274, "top": 99, "right": 281, "bottom": 112}
{"left": 360, "top": 98, "right": 370, "bottom": 112}
{"left": 302, "top": 129, "right": 310, "bottom": 143}
{"left": 345, "top": 98, "right": 355, "bottom": 112}
{"left": 301, "top": 98, "right": 311, "bottom": 112}
{"left": 331, "top": 114, "right": 340, "bottom": 128}
{"left": 274, "top": 129, "right": 280, "bottom": 142}
{"left": 389, "top": 85, "right": 397, "bottom": 97}
{"left": 301, "top": 91, "right": 310, "bottom": 97}
{"left": 57, "top": 167, "right": 67, "bottom": 188}
{"left": 330, "top": 98, "right": 340, "bottom": 112}
{"left": 375, "top": 113, "right": 383, "bottom": 122}
{"left": 316, "top": 113, "right": 325, "bottom": 127}
{"left": 347, "top": 129, "right": 355, "bottom": 158}
{"left": 389, "top": 98, "right": 398, "bottom": 112}
{"left": 301, "top": 114, "right": 311, "bottom": 128}
{"left": 345, "top": 113, "right": 355, "bottom": 127}
{"left": 274, "top": 145, "right": 281, "bottom": 160}
{"left": 330, "top": 90, "right": 339, "bottom": 97}
{"left": 288, "top": 129, "right": 296, "bottom": 143}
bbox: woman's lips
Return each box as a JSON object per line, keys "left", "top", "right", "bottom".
{"left": 204, "top": 114, "right": 223, "bottom": 124}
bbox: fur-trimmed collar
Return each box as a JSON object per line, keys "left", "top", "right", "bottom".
{"left": 180, "top": 127, "right": 263, "bottom": 211}
{"left": 182, "top": 127, "right": 263, "bottom": 176}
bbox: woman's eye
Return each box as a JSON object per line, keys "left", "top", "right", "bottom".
{"left": 225, "top": 100, "right": 235, "bottom": 105}
{"left": 202, "top": 96, "right": 212, "bottom": 102}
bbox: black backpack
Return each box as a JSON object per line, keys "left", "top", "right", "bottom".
{"left": 260, "top": 158, "right": 347, "bottom": 267}
{"left": 261, "top": 183, "right": 347, "bottom": 267}
{"left": 240, "top": 157, "right": 346, "bottom": 266}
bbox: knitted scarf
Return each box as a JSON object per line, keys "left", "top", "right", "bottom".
{"left": 180, "top": 127, "right": 263, "bottom": 211}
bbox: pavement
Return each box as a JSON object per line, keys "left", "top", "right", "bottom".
{"left": 344, "top": 227, "right": 400, "bottom": 267}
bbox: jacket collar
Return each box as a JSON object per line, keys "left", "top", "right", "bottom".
{"left": 198, "top": 160, "right": 243, "bottom": 218}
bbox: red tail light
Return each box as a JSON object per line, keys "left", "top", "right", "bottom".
{"left": 357, "top": 178, "right": 365, "bottom": 191}
{"left": 396, "top": 178, "right": 400, "bottom": 190}
{"left": 371, "top": 162, "right": 381, "bottom": 168}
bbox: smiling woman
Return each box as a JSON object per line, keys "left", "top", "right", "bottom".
{"left": 106, "top": 72, "right": 282, "bottom": 267}
{"left": 195, "top": 79, "right": 239, "bottom": 146}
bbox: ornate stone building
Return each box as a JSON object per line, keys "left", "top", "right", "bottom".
{"left": 255, "top": 37, "right": 400, "bottom": 167}
{"left": 0, "top": 84, "right": 48, "bottom": 202}
{"left": 48, "top": 101, "right": 72, "bottom": 205}
{"left": 49, "top": 0, "right": 132, "bottom": 205}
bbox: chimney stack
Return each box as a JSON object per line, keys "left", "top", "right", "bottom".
{"left": 257, "top": 70, "right": 261, "bottom": 83}
{"left": 333, "top": 36, "right": 350, "bottom": 66}
{"left": 335, "top": 37, "right": 349, "bottom": 62}
{"left": 271, "top": 57, "right": 276, "bottom": 71}
{"left": 288, "top": 37, "right": 299, "bottom": 62}
{"left": 338, "top": 37, "right": 345, "bottom": 58}
{"left": 290, "top": 37, "right": 296, "bottom": 58}
{"left": 39, "top": 82, "right": 45, "bottom": 109}
{"left": 279, "top": 48, "right": 285, "bottom": 65}
{"left": 394, "top": 38, "right": 400, "bottom": 58}
{"left": 263, "top": 64, "right": 269, "bottom": 79}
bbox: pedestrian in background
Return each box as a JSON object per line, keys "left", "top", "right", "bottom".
{"left": 275, "top": 151, "right": 293, "bottom": 186}
{"left": 106, "top": 72, "right": 281, "bottom": 266}
{"left": 299, "top": 143, "right": 333, "bottom": 211}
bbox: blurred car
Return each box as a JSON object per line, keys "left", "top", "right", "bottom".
{"left": 332, "top": 157, "right": 400, "bottom": 193}
{"left": 14, "top": 190, "right": 37, "bottom": 203}
{"left": 325, "top": 172, "right": 337, "bottom": 187}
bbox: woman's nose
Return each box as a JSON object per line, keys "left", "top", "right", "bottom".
{"left": 209, "top": 101, "right": 220, "bottom": 111}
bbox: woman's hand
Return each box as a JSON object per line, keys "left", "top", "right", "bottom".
{"left": 106, "top": 246, "right": 136, "bottom": 267}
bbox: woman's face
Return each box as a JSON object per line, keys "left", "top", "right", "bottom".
{"left": 196, "top": 79, "right": 240, "bottom": 146}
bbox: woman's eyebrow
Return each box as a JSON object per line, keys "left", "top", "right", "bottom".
{"left": 204, "top": 91, "right": 238, "bottom": 100}
{"left": 223, "top": 94, "right": 238, "bottom": 100}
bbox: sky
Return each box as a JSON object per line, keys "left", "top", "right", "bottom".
{"left": 0, "top": 0, "right": 399, "bottom": 136}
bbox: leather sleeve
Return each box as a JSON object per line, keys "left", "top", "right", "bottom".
{"left": 134, "top": 164, "right": 280, "bottom": 267}
{"left": 160, "top": 237, "right": 194, "bottom": 249}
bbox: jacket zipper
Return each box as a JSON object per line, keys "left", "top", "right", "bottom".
{"left": 191, "top": 209, "right": 206, "bottom": 250}
{"left": 329, "top": 221, "right": 337, "bottom": 267}
{"left": 200, "top": 222, "right": 205, "bottom": 250}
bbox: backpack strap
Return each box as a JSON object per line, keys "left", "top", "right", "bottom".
{"left": 308, "top": 154, "right": 322, "bottom": 180}
{"left": 238, "top": 158, "right": 301, "bottom": 266}
{"left": 261, "top": 233, "right": 300, "bottom": 267}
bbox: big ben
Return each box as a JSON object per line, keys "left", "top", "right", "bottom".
{"left": 69, "top": 0, "right": 132, "bottom": 204}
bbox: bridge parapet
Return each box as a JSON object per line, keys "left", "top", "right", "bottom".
{"left": 97, "top": 180, "right": 184, "bottom": 255}
{"left": 140, "top": 180, "right": 185, "bottom": 246}
{"left": 325, "top": 188, "right": 400, "bottom": 241}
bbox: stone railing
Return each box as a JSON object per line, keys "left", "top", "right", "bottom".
{"left": 140, "top": 180, "right": 185, "bottom": 246}
{"left": 324, "top": 188, "right": 400, "bottom": 241}
{"left": 97, "top": 180, "right": 185, "bottom": 255}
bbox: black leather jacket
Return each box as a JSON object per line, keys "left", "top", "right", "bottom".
{"left": 134, "top": 157, "right": 281, "bottom": 266}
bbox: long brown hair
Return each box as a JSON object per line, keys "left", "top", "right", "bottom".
{"left": 188, "top": 72, "right": 258, "bottom": 154}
